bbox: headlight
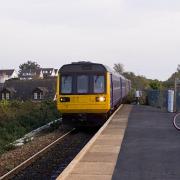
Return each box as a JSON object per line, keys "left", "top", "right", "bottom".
{"left": 96, "top": 96, "right": 106, "bottom": 102}
{"left": 60, "top": 97, "right": 70, "bottom": 102}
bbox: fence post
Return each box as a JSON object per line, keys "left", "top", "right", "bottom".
{"left": 168, "top": 90, "right": 174, "bottom": 112}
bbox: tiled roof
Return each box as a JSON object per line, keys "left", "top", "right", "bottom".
{"left": 41, "top": 68, "right": 54, "bottom": 71}
{"left": 0, "top": 83, "right": 4, "bottom": 91}
{"left": 0, "top": 69, "right": 15, "bottom": 76}
{"left": 20, "top": 69, "right": 41, "bottom": 74}
{"left": 2, "top": 87, "right": 16, "bottom": 93}
{"left": 1, "top": 78, "right": 57, "bottom": 100}
{"left": 33, "top": 87, "right": 48, "bottom": 93}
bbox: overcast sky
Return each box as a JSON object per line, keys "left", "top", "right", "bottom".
{"left": 0, "top": 0, "right": 180, "bottom": 80}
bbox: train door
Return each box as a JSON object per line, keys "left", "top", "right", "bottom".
{"left": 110, "top": 74, "right": 113, "bottom": 108}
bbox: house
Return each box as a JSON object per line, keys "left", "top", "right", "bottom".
{"left": 1, "top": 88, "right": 16, "bottom": 100}
{"left": 41, "top": 68, "right": 58, "bottom": 78}
{"left": 19, "top": 69, "right": 43, "bottom": 80}
{"left": 32, "top": 87, "right": 49, "bottom": 100}
{"left": 0, "top": 69, "right": 18, "bottom": 83}
{"left": 0, "top": 78, "right": 57, "bottom": 101}
{"left": 19, "top": 68, "right": 58, "bottom": 80}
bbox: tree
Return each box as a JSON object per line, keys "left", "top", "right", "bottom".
{"left": 19, "top": 61, "right": 41, "bottom": 74}
{"left": 123, "top": 71, "right": 150, "bottom": 90}
{"left": 113, "top": 63, "right": 124, "bottom": 74}
{"left": 177, "top": 64, "right": 180, "bottom": 72}
{"left": 149, "top": 80, "right": 162, "bottom": 90}
{"left": 163, "top": 65, "right": 180, "bottom": 88}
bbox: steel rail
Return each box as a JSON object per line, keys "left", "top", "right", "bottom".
{"left": 0, "top": 128, "right": 75, "bottom": 180}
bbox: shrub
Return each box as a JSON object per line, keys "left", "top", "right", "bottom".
{"left": 0, "top": 100, "right": 61, "bottom": 154}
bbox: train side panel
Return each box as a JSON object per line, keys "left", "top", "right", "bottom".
{"left": 121, "top": 79, "right": 126, "bottom": 98}
{"left": 110, "top": 74, "right": 122, "bottom": 109}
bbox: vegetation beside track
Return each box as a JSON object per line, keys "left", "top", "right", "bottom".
{"left": 0, "top": 100, "right": 60, "bottom": 155}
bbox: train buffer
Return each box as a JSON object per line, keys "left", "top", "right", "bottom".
{"left": 57, "top": 105, "right": 180, "bottom": 180}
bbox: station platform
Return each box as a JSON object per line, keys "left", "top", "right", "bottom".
{"left": 57, "top": 105, "right": 180, "bottom": 180}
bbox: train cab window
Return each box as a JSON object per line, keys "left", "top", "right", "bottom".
{"left": 77, "top": 75, "right": 89, "bottom": 93}
{"left": 93, "top": 75, "right": 105, "bottom": 93}
{"left": 61, "top": 75, "right": 72, "bottom": 94}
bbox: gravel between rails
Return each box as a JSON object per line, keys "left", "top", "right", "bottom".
{"left": 0, "top": 127, "right": 70, "bottom": 176}
{"left": 10, "top": 129, "right": 97, "bottom": 180}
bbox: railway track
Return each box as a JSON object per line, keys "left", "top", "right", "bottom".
{"left": 0, "top": 129, "right": 74, "bottom": 180}
{"left": 0, "top": 128, "right": 97, "bottom": 180}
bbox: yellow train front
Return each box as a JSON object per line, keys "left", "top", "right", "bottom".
{"left": 57, "top": 62, "right": 130, "bottom": 127}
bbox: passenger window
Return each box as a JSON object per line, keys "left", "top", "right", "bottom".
{"left": 61, "top": 75, "right": 72, "bottom": 94}
{"left": 94, "top": 75, "right": 105, "bottom": 93}
{"left": 77, "top": 75, "right": 89, "bottom": 93}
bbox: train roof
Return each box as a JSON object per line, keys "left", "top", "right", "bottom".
{"left": 59, "top": 61, "right": 127, "bottom": 80}
{"left": 103, "top": 65, "right": 126, "bottom": 80}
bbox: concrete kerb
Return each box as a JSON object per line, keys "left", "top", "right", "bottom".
{"left": 56, "top": 104, "right": 123, "bottom": 180}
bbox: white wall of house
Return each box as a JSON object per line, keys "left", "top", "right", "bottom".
{"left": 39, "top": 70, "right": 43, "bottom": 78}
{"left": 51, "top": 69, "right": 55, "bottom": 76}
{"left": 0, "top": 74, "right": 8, "bottom": 83}
{"left": 20, "top": 70, "right": 43, "bottom": 80}
{"left": 0, "top": 70, "right": 18, "bottom": 83}
{"left": 10, "top": 70, "right": 18, "bottom": 79}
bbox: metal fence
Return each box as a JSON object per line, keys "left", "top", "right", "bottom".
{"left": 176, "top": 88, "right": 180, "bottom": 112}
{"left": 146, "top": 90, "right": 168, "bottom": 111}
{"left": 145, "top": 90, "right": 180, "bottom": 112}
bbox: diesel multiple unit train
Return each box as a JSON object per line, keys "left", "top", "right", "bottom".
{"left": 57, "top": 62, "right": 131, "bottom": 127}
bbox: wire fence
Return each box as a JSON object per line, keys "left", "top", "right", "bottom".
{"left": 146, "top": 90, "right": 168, "bottom": 110}
{"left": 142, "top": 90, "right": 180, "bottom": 112}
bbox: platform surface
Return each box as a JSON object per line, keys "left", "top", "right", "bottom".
{"left": 113, "top": 105, "right": 180, "bottom": 180}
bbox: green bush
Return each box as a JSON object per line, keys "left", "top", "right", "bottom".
{"left": 123, "top": 89, "right": 148, "bottom": 105}
{"left": 123, "top": 90, "right": 135, "bottom": 104}
{"left": 0, "top": 100, "right": 61, "bottom": 154}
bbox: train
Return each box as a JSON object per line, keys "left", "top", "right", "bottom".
{"left": 57, "top": 61, "right": 131, "bottom": 127}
